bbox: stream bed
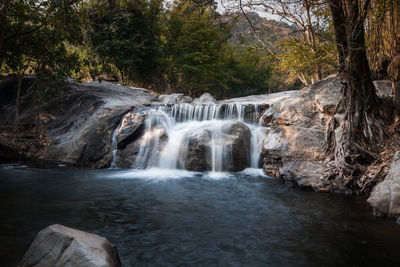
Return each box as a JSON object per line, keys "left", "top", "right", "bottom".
{"left": 1, "top": 165, "right": 400, "bottom": 266}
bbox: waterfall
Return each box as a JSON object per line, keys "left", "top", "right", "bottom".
{"left": 114, "top": 103, "right": 266, "bottom": 171}
{"left": 110, "top": 115, "right": 125, "bottom": 168}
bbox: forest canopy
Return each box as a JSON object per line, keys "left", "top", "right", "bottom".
{"left": 0, "top": 0, "right": 399, "bottom": 99}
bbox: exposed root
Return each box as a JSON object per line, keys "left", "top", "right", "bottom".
{"left": 324, "top": 92, "right": 391, "bottom": 190}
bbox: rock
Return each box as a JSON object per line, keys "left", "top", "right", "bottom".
{"left": 312, "top": 77, "right": 342, "bottom": 115}
{"left": 116, "top": 111, "right": 145, "bottom": 149}
{"left": 260, "top": 77, "right": 345, "bottom": 191}
{"left": 222, "top": 122, "right": 251, "bottom": 171}
{"left": 181, "top": 96, "right": 193, "bottom": 103}
{"left": 217, "top": 91, "right": 297, "bottom": 105}
{"left": 373, "top": 80, "right": 393, "bottom": 97}
{"left": 260, "top": 107, "right": 274, "bottom": 126}
{"left": 19, "top": 224, "right": 121, "bottom": 267}
{"left": 263, "top": 126, "right": 325, "bottom": 158}
{"left": 368, "top": 151, "right": 400, "bottom": 216}
{"left": 193, "top": 93, "right": 216, "bottom": 104}
{"left": 159, "top": 93, "right": 184, "bottom": 104}
{"left": 183, "top": 122, "right": 250, "bottom": 172}
{"left": 184, "top": 130, "right": 212, "bottom": 171}
{"left": 0, "top": 79, "right": 156, "bottom": 168}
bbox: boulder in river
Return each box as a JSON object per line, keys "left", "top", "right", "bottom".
{"left": 368, "top": 151, "right": 400, "bottom": 217}
{"left": 19, "top": 224, "right": 121, "bottom": 267}
{"left": 184, "top": 121, "right": 250, "bottom": 172}
{"left": 184, "top": 130, "right": 212, "bottom": 171}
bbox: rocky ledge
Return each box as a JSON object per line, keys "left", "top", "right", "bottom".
{"left": 0, "top": 79, "right": 156, "bottom": 168}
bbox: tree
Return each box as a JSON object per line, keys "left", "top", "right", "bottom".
{"left": 235, "top": 0, "right": 335, "bottom": 85}
{"left": 1, "top": 0, "right": 83, "bottom": 129}
{"left": 326, "top": 0, "right": 388, "bottom": 186}
{"left": 86, "top": 0, "right": 163, "bottom": 87}
{"left": 163, "top": 0, "right": 232, "bottom": 97}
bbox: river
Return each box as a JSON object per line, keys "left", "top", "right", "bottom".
{"left": 0, "top": 165, "right": 400, "bottom": 266}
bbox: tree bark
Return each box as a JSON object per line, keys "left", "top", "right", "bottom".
{"left": 327, "top": 0, "right": 384, "bottom": 186}
{"left": 14, "top": 73, "right": 23, "bottom": 132}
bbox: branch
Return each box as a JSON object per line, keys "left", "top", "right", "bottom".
{"left": 239, "top": 0, "right": 275, "bottom": 54}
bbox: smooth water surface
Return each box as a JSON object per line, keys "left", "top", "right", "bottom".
{"left": 0, "top": 165, "right": 400, "bottom": 266}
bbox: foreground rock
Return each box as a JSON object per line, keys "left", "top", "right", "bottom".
{"left": 368, "top": 151, "right": 400, "bottom": 217}
{"left": 19, "top": 224, "right": 121, "bottom": 267}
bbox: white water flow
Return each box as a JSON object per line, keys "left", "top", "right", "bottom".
{"left": 110, "top": 115, "right": 125, "bottom": 168}
{"left": 132, "top": 103, "right": 266, "bottom": 172}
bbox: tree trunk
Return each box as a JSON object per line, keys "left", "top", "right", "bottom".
{"left": 395, "top": 81, "right": 400, "bottom": 106}
{"left": 14, "top": 73, "right": 23, "bottom": 132}
{"left": 0, "top": 0, "right": 10, "bottom": 70}
{"left": 327, "top": 0, "right": 385, "bottom": 186}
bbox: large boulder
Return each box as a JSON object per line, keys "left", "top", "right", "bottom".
{"left": 368, "top": 151, "right": 400, "bottom": 216}
{"left": 222, "top": 122, "right": 251, "bottom": 171}
{"left": 261, "top": 77, "right": 343, "bottom": 191}
{"left": 183, "top": 122, "right": 251, "bottom": 172}
{"left": 0, "top": 79, "right": 156, "bottom": 168}
{"left": 19, "top": 224, "right": 121, "bottom": 267}
{"left": 184, "top": 130, "right": 212, "bottom": 171}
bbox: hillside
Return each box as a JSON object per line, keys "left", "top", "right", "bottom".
{"left": 226, "top": 12, "right": 298, "bottom": 48}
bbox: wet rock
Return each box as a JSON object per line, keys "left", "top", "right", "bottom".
{"left": 159, "top": 93, "right": 184, "bottom": 104}
{"left": 193, "top": 93, "right": 216, "bottom": 104}
{"left": 184, "top": 130, "right": 212, "bottom": 171}
{"left": 19, "top": 224, "right": 121, "bottom": 267}
{"left": 116, "top": 111, "right": 145, "bottom": 149}
{"left": 158, "top": 94, "right": 193, "bottom": 104}
{"left": 40, "top": 82, "right": 155, "bottom": 168}
{"left": 183, "top": 122, "right": 250, "bottom": 172}
{"left": 222, "top": 122, "right": 251, "bottom": 171}
{"left": 368, "top": 151, "right": 400, "bottom": 216}
{"left": 181, "top": 96, "right": 193, "bottom": 103}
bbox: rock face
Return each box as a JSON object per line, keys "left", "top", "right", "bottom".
{"left": 368, "top": 151, "right": 400, "bottom": 216}
{"left": 0, "top": 79, "right": 156, "bottom": 167}
{"left": 19, "top": 224, "right": 121, "bottom": 267}
{"left": 261, "top": 76, "right": 349, "bottom": 192}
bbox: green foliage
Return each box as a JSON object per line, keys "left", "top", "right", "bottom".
{"left": 225, "top": 46, "right": 273, "bottom": 97}
{"left": 163, "top": 1, "right": 231, "bottom": 97}
{"left": 276, "top": 38, "right": 336, "bottom": 85}
{"left": 162, "top": 0, "right": 272, "bottom": 98}
{"left": 1, "top": 0, "right": 83, "bottom": 101}
{"left": 1, "top": 0, "right": 275, "bottom": 100}
{"left": 85, "top": 0, "right": 163, "bottom": 86}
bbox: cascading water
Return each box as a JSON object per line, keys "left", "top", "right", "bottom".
{"left": 115, "top": 103, "right": 267, "bottom": 172}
